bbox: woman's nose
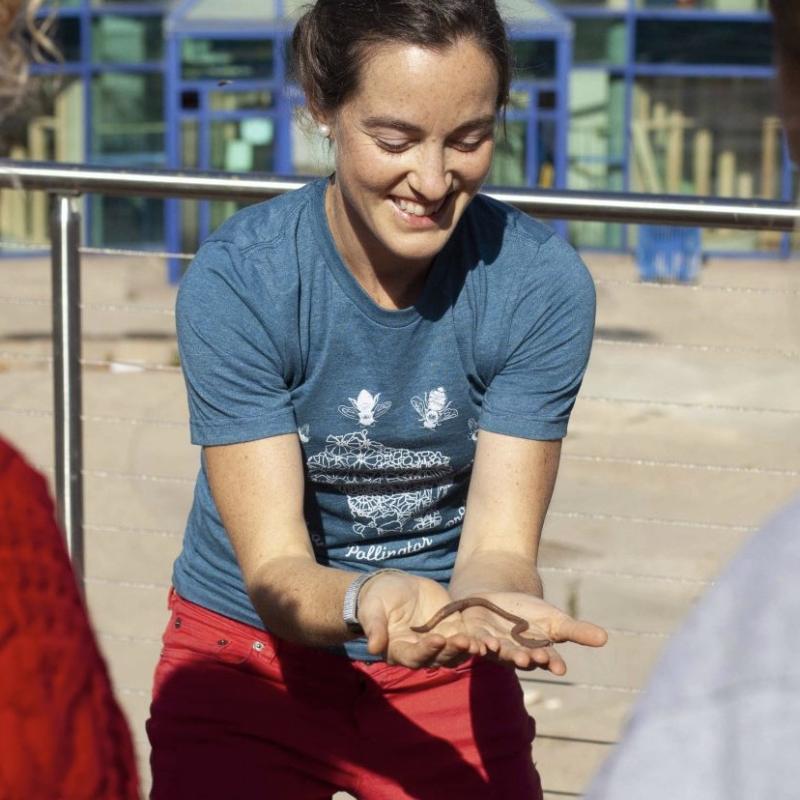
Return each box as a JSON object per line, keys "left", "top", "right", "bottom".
{"left": 408, "top": 146, "right": 453, "bottom": 200}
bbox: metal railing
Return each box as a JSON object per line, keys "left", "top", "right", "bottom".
{"left": 1, "top": 157, "right": 799, "bottom": 580}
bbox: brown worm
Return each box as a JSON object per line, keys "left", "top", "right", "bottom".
{"left": 410, "top": 597, "right": 552, "bottom": 649}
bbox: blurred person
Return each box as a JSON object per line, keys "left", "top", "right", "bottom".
{"left": 0, "top": 438, "right": 140, "bottom": 798}
{"left": 1, "top": 3, "right": 139, "bottom": 797}
{"left": 146, "top": 1, "right": 607, "bottom": 798}
{"left": 584, "top": 4, "right": 800, "bottom": 797}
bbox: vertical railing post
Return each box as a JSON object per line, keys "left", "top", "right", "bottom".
{"left": 50, "top": 194, "right": 84, "bottom": 586}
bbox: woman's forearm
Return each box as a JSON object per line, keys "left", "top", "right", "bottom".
{"left": 248, "top": 555, "right": 360, "bottom": 648}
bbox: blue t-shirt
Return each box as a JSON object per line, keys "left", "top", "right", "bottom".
{"left": 173, "top": 177, "right": 595, "bottom": 660}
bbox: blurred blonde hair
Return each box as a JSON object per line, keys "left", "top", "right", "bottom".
{"left": 0, "top": 0, "right": 61, "bottom": 116}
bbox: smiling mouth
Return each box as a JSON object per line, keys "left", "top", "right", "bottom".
{"left": 390, "top": 194, "right": 451, "bottom": 218}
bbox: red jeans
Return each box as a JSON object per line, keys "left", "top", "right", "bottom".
{"left": 147, "top": 590, "right": 542, "bottom": 799}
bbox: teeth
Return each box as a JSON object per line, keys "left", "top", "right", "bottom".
{"left": 394, "top": 197, "right": 445, "bottom": 217}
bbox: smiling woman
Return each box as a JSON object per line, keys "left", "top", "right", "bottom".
{"left": 147, "top": 2, "right": 607, "bottom": 799}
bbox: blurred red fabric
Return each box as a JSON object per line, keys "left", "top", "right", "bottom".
{"left": 0, "top": 438, "right": 139, "bottom": 800}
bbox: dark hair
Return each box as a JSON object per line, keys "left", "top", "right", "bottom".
{"left": 291, "top": 0, "right": 512, "bottom": 117}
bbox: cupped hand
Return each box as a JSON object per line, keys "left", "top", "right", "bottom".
{"left": 357, "top": 572, "right": 485, "bottom": 669}
{"left": 457, "top": 592, "right": 608, "bottom": 674}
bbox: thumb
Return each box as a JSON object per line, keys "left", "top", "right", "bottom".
{"left": 362, "top": 611, "right": 390, "bottom": 656}
{"left": 553, "top": 614, "right": 608, "bottom": 648}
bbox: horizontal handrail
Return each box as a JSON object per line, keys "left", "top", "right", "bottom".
{"left": 1, "top": 159, "right": 798, "bottom": 231}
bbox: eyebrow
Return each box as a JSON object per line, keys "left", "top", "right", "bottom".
{"left": 361, "top": 114, "right": 496, "bottom": 135}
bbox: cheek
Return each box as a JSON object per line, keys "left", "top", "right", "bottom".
{"left": 448, "top": 142, "right": 496, "bottom": 189}
{"left": 335, "top": 141, "right": 400, "bottom": 196}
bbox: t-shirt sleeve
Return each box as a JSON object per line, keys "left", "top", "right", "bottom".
{"left": 176, "top": 239, "right": 298, "bottom": 446}
{"left": 479, "top": 233, "right": 596, "bottom": 440}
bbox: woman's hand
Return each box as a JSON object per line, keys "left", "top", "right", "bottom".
{"left": 357, "top": 572, "right": 485, "bottom": 669}
{"left": 455, "top": 592, "right": 607, "bottom": 674}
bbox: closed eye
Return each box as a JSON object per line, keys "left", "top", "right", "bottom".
{"left": 448, "top": 133, "right": 493, "bottom": 152}
{"left": 375, "top": 139, "right": 413, "bottom": 154}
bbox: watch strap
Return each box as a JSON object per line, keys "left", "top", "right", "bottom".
{"left": 342, "top": 569, "right": 404, "bottom": 636}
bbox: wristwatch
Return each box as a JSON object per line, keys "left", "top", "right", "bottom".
{"left": 342, "top": 569, "right": 404, "bottom": 636}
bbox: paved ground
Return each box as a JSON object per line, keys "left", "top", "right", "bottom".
{"left": 1, "top": 247, "right": 799, "bottom": 798}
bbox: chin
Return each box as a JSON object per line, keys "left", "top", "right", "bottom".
{"left": 383, "top": 231, "right": 451, "bottom": 264}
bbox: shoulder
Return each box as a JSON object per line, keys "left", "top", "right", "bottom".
{"left": 209, "top": 178, "right": 320, "bottom": 254}
{"left": 178, "top": 180, "right": 322, "bottom": 308}
{"left": 463, "top": 194, "right": 595, "bottom": 312}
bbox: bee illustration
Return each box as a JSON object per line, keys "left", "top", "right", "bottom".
{"left": 411, "top": 387, "right": 459, "bottom": 430}
{"left": 339, "top": 389, "right": 392, "bottom": 427}
{"left": 297, "top": 424, "right": 310, "bottom": 444}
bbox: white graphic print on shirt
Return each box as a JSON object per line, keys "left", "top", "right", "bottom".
{"left": 306, "top": 430, "right": 453, "bottom": 537}
{"left": 339, "top": 389, "right": 392, "bottom": 427}
{"left": 411, "top": 387, "right": 459, "bottom": 430}
{"left": 413, "top": 511, "right": 443, "bottom": 531}
{"left": 467, "top": 418, "right": 479, "bottom": 442}
{"left": 297, "top": 424, "right": 310, "bottom": 443}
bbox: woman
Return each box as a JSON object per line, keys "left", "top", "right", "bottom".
{"left": 148, "top": 1, "right": 607, "bottom": 797}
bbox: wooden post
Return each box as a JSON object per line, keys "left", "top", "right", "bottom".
{"left": 632, "top": 121, "right": 663, "bottom": 194}
{"left": 717, "top": 150, "right": 736, "bottom": 197}
{"left": 693, "top": 129, "right": 713, "bottom": 197}
{"left": 737, "top": 172, "right": 754, "bottom": 199}
{"left": 29, "top": 117, "right": 56, "bottom": 244}
{"left": 666, "top": 111, "right": 685, "bottom": 193}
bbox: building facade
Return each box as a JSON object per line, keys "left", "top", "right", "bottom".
{"left": 1, "top": 0, "right": 796, "bottom": 258}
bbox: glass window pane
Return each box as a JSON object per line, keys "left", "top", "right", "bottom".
{"left": 633, "top": 76, "right": 783, "bottom": 252}
{"left": 569, "top": 70, "right": 626, "bottom": 164}
{"left": 91, "top": 72, "right": 164, "bottom": 162}
{"left": 180, "top": 119, "right": 198, "bottom": 168}
{"left": 292, "top": 113, "right": 335, "bottom": 176}
{"left": 574, "top": 19, "right": 627, "bottom": 65}
{"left": 209, "top": 90, "right": 274, "bottom": 112}
{"left": 635, "top": 20, "right": 772, "bottom": 65}
{"left": 512, "top": 39, "right": 557, "bottom": 80}
{"left": 210, "top": 118, "right": 275, "bottom": 172}
{"left": 509, "top": 89, "right": 531, "bottom": 111}
{"left": 537, "top": 119, "right": 557, "bottom": 188}
{"left": 90, "top": 196, "right": 164, "bottom": 249}
{"left": 489, "top": 121, "right": 527, "bottom": 186}
{"left": 92, "top": 15, "right": 163, "bottom": 63}
{"left": 181, "top": 38, "right": 274, "bottom": 81}
{"left": 0, "top": 76, "right": 84, "bottom": 247}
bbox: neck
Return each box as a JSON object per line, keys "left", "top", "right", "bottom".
{"left": 324, "top": 180, "right": 431, "bottom": 310}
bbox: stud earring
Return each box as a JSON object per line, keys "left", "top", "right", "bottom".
{"left": 319, "top": 124, "right": 331, "bottom": 138}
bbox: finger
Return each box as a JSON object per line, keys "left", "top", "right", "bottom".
{"left": 552, "top": 616, "right": 608, "bottom": 647}
{"left": 468, "top": 625, "right": 502, "bottom": 654}
{"left": 531, "top": 646, "right": 566, "bottom": 676}
{"left": 481, "top": 638, "right": 534, "bottom": 670}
